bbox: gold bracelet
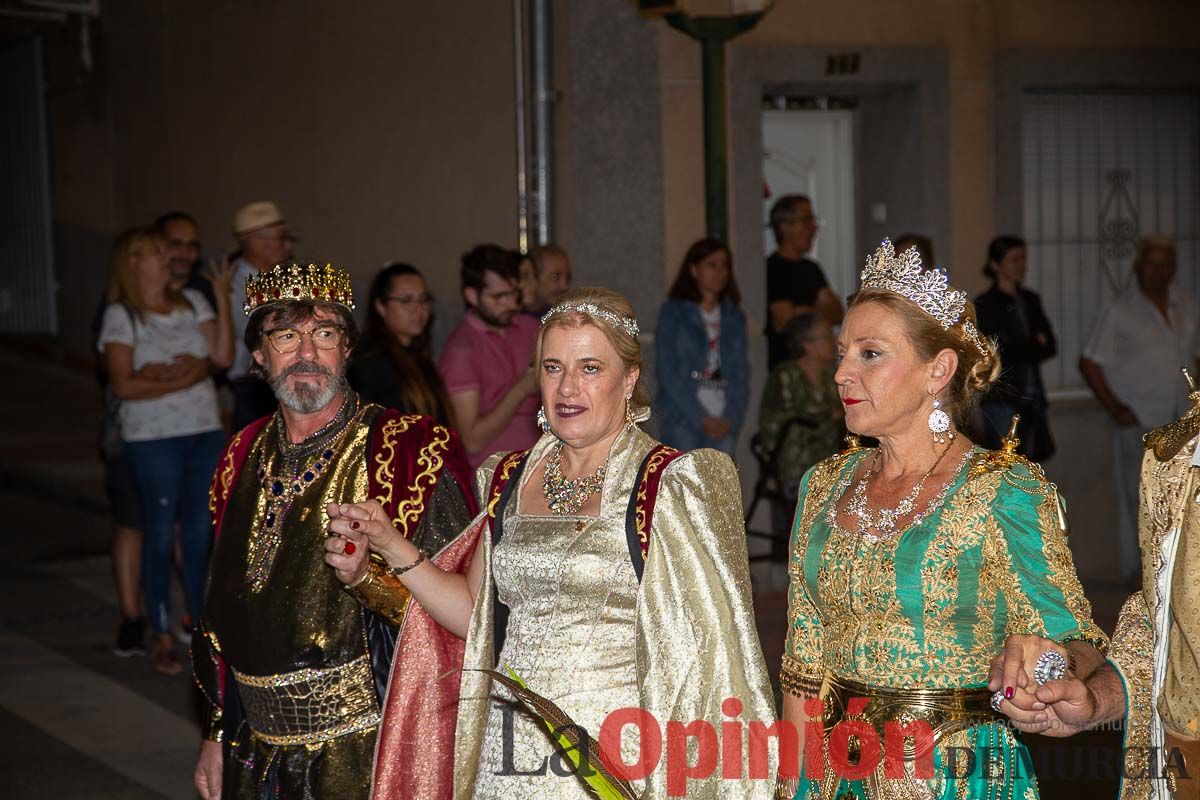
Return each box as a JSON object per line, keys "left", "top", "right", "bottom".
{"left": 389, "top": 549, "right": 427, "bottom": 576}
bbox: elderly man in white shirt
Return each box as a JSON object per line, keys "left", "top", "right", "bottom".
{"left": 1080, "top": 235, "right": 1200, "bottom": 585}
{"left": 227, "top": 201, "right": 294, "bottom": 429}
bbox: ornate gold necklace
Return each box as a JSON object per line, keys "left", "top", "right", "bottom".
{"left": 845, "top": 445, "right": 955, "bottom": 537}
{"left": 542, "top": 442, "right": 608, "bottom": 515}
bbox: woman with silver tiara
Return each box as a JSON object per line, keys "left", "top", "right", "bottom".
{"left": 776, "top": 241, "right": 1107, "bottom": 799}
{"left": 325, "top": 286, "right": 777, "bottom": 799}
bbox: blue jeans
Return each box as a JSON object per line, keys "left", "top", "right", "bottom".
{"left": 125, "top": 430, "right": 226, "bottom": 634}
{"left": 658, "top": 416, "right": 737, "bottom": 458}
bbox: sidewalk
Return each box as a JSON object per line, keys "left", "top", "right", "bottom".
{"left": 0, "top": 343, "right": 198, "bottom": 799}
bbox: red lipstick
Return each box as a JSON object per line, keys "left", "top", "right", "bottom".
{"left": 843, "top": 398, "right": 863, "bottom": 406}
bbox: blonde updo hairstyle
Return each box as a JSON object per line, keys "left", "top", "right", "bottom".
{"left": 849, "top": 288, "right": 1002, "bottom": 428}
{"left": 535, "top": 286, "right": 652, "bottom": 410}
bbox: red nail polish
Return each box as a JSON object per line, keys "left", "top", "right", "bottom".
{"left": 1004, "top": 686, "right": 1014, "bottom": 699}
{"left": 351, "top": 521, "right": 360, "bottom": 530}
{"left": 344, "top": 542, "right": 356, "bottom": 555}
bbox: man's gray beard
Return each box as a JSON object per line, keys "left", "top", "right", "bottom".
{"left": 270, "top": 360, "right": 346, "bottom": 414}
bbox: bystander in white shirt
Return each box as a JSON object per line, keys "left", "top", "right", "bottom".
{"left": 1083, "top": 285, "right": 1200, "bottom": 429}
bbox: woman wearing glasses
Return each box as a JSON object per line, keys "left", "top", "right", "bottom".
{"left": 348, "top": 262, "right": 454, "bottom": 426}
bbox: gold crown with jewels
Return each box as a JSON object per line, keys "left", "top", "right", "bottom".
{"left": 244, "top": 262, "right": 355, "bottom": 316}
{"left": 859, "top": 239, "right": 987, "bottom": 354}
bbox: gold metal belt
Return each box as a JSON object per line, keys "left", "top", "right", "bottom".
{"left": 819, "top": 673, "right": 997, "bottom": 757}
{"left": 232, "top": 655, "right": 381, "bottom": 746}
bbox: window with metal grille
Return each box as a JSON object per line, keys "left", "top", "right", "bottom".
{"left": 1021, "top": 91, "right": 1199, "bottom": 395}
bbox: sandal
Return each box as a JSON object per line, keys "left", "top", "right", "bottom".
{"left": 150, "top": 635, "right": 182, "bottom": 676}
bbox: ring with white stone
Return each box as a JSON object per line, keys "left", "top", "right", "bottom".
{"left": 1034, "top": 650, "right": 1068, "bottom": 685}
{"left": 990, "top": 690, "right": 1005, "bottom": 714}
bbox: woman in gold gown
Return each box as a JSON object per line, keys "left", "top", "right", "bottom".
{"left": 778, "top": 241, "right": 1108, "bottom": 800}
{"left": 327, "top": 287, "right": 777, "bottom": 799}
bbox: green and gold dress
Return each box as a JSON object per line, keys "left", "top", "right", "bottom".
{"left": 782, "top": 445, "right": 1106, "bottom": 800}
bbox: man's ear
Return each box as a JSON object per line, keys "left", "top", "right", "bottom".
{"left": 463, "top": 287, "right": 479, "bottom": 309}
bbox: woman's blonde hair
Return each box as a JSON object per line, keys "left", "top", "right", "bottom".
{"left": 535, "top": 287, "right": 651, "bottom": 408}
{"left": 849, "top": 288, "right": 1002, "bottom": 427}
{"left": 106, "top": 226, "right": 185, "bottom": 319}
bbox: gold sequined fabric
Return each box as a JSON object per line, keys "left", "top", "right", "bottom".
{"left": 203, "top": 400, "right": 381, "bottom": 800}
{"left": 454, "top": 426, "right": 777, "bottom": 799}
{"left": 786, "top": 448, "right": 1105, "bottom": 692}
{"left": 1110, "top": 430, "right": 1200, "bottom": 800}
{"left": 471, "top": 457, "right": 641, "bottom": 799}
{"left": 1162, "top": 471, "right": 1200, "bottom": 740}
{"left": 233, "top": 655, "right": 381, "bottom": 746}
{"left": 786, "top": 448, "right": 1104, "bottom": 799}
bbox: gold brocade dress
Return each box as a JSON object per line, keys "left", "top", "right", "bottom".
{"left": 454, "top": 423, "right": 778, "bottom": 800}
{"left": 471, "top": 481, "right": 643, "bottom": 799}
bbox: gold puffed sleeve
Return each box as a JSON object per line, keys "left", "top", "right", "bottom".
{"left": 782, "top": 455, "right": 848, "bottom": 697}
{"left": 637, "top": 447, "right": 777, "bottom": 800}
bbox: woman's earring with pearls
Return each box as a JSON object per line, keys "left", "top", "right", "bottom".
{"left": 537, "top": 406, "right": 551, "bottom": 434}
{"left": 625, "top": 395, "right": 635, "bottom": 428}
{"left": 928, "top": 393, "right": 954, "bottom": 445}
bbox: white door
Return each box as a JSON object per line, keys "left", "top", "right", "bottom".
{"left": 762, "top": 110, "right": 856, "bottom": 298}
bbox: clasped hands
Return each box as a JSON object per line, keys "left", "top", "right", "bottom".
{"left": 322, "top": 500, "right": 409, "bottom": 585}
{"left": 987, "top": 635, "right": 1097, "bottom": 737}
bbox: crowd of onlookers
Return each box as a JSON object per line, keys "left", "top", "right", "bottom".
{"left": 94, "top": 193, "right": 1191, "bottom": 672}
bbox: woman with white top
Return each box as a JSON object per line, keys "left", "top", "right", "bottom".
{"left": 654, "top": 238, "right": 749, "bottom": 457}
{"left": 98, "top": 226, "right": 234, "bottom": 675}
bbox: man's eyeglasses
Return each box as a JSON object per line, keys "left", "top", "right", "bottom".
{"left": 264, "top": 325, "right": 344, "bottom": 354}
{"left": 384, "top": 293, "right": 434, "bottom": 308}
{"left": 482, "top": 289, "right": 519, "bottom": 303}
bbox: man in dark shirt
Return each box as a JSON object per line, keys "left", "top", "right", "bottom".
{"left": 156, "top": 211, "right": 219, "bottom": 310}
{"left": 765, "top": 194, "right": 843, "bottom": 368}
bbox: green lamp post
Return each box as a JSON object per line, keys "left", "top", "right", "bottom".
{"left": 634, "top": 2, "right": 773, "bottom": 242}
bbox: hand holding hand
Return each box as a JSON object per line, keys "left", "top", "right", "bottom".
{"left": 1030, "top": 678, "right": 1097, "bottom": 737}
{"left": 326, "top": 500, "right": 408, "bottom": 571}
{"left": 323, "top": 504, "right": 370, "bottom": 586}
{"left": 987, "top": 635, "right": 1071, "bottom": 733}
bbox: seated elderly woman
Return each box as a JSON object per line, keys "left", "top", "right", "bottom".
{"left": 324, "top": 287, "right": 777, "bottom": 799}
{"left": 778, "top": 240, "right": 1107, "bottom": 800}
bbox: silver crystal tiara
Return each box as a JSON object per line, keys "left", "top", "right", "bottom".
{"left": 541, "top": 302, "right": 640, "bottom": 338}
{"left": 859, "top": 239, "right": 989, "bottom": 355}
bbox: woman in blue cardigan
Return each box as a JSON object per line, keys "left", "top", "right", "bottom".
{"left": 655, "top": 238, "right": 749, "bottom": 457}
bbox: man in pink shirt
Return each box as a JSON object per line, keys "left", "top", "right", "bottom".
{"left": 439, "top": 245, "right": 540, "bottom": 468}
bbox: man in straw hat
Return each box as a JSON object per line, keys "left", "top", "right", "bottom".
{"left": 192, "top": 262, "right": 479, "bottom": 800}
{"left": 227, "top": 201, "right": 295, "bottom": 428}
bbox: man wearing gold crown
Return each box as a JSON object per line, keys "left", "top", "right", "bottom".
{"left": 191, "top": 263, "right": 479, "bottom": 800}
{"left": 1026, "top": 376, "right": 1200, "bottom": 798}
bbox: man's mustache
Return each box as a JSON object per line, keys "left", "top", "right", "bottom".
{"left": 280, "top": 360, "right": 333, "bottom": 378}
